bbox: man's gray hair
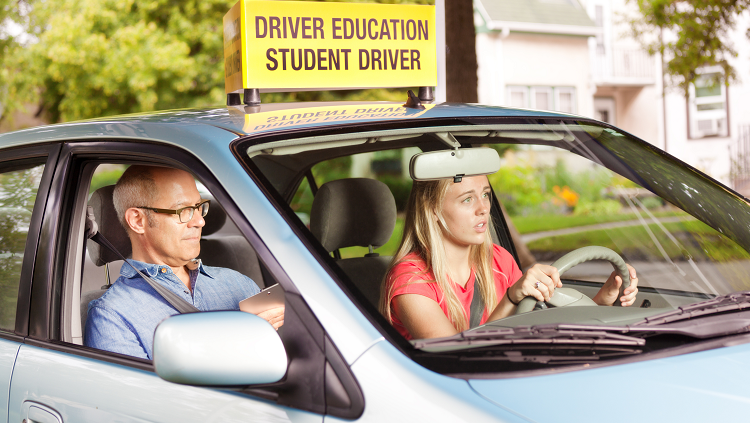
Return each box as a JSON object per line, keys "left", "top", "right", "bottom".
{"left": 113, "top": 165, "right": 158, "bottom": 231}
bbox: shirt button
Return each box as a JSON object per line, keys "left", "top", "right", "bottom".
{"left": 160, "top": 268, "right": 167, "bottom": 273}
{"left": 184, "top": 290, "right": 189, "bottom": 294}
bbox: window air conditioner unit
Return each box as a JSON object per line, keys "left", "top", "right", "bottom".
{"left": 697, "top": 118, "right": 720, "bottom": 137}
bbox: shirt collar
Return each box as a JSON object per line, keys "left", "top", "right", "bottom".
{"left": 120, "top": 259, "right": 215, "bottom": 279}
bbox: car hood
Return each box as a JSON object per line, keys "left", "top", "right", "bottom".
{"left": 469, "top": 341, "right": 750, "bottom": 422}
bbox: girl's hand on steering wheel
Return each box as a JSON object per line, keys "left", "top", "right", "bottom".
{"left": 593, "top": 264, "right": 639, "bottom": 306}
{"left": 508, "top": 264, "right": 562, "bottom": 304}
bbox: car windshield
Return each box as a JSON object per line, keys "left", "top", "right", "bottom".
{"left": 237, "top": 114, "right": 750, "bottom": 366}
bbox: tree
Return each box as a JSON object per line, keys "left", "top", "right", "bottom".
{"left": 0, "top": 0, "right": 34, "bottom": 118}
{"left": 6, "top": 0, "right": 432, "bottom": 123}
{"left": 630, "top": 0, "right": 750, "bottom": 98}
{"left": 9, "top": 0, "right": 238, "bottom": 122}
{"left": 445, "top": 0, "right": 477, "bottom": 103}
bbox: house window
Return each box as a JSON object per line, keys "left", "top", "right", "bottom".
{"left": 506, "top": 86, "right": 577, "bottom": 113}
{"left": 507, "top": 86, "right": 528, "bottom": 108}
{"left": 556, "top": 88, "right": 577, "bottom": 114}
{"left": 531, "top": 87, "right": 553, "bottom": 110}
{"left": 689, "top": 71, "right": 729, "bottom": 138}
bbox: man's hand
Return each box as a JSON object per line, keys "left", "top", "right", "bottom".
{"left": 256, "top": 306, "right": 285, "bottom": 330}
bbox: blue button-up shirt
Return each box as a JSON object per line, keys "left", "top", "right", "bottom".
{"left": 84, "top": 259, "right": 261, "bottom": 359}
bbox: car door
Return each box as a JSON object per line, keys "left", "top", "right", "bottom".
{"left": 7, "top": 141, "right": 335, "bottom": 423}
{"left": 0, "top": 145, "right": 58, "bottom": 423}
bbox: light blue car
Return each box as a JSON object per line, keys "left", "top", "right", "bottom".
{"left": 0, "top": 98, "right": 748, "bottom": 423}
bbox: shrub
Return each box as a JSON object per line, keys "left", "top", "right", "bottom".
{"left": 377, "top": 175, "right": 413, "bottom": 211}
{"left": 488, "top": 166, "right": 549, "bottom": 216}
{"left": 573, "top": 199, "right": 622, "bottom": 216}
{"left": 640, "top": 196, "right": 663, "bottom": 210}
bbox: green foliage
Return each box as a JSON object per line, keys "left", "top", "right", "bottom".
{"left": 490, "top": 160, "right": 628, "bottom": 217}
{"left": 10, "top": 0, "right": 235, "bottom": 122}
{"left": 527, "top": 218, "right": 750, "bottom": 264}
{"left": 488, "top": 166, "right": 548, "bottom": 216}
{"left": 341, "top": 217, "right": 404, "bottom": 258}
{"left": 90, "top": 166, "right": 126, "bottom": 194}
{"left": 0, "top": 0, "right": 33, "bottom": 118}
{"left": 6, "top": 0, "right": 433, "bottom": 122}
{"left": 510, "top": 210, "right": 681, "bottom": 234}
{"left": 0, "top": 165, "right": 44, "bottom": 329}
{"left": 541, "top": 161, "right": 614, "bottom": 204}
{"left": 377, "top": 175, "right": 412, "bottom": 211}
{"left": 640, "top": 196, "right": 664, "bottom": 210}
{"left": 573, "top": 199, "right": 622, "bottom": 216}
{"left": 290, "top": 155, "right": 352, "bottom": 216}
{"left": 629, "top": 0, "right": 750, "bottom": 95}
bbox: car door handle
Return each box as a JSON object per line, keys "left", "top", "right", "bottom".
{"left": 22, "top": 401, "right": 63, "bottom": 423}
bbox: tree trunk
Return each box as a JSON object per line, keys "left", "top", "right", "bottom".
{"left": 445, "top": 0, "right": 478, "bottom": 103}
{"left": 445, "top": 1, "right": 535, "bottom": 268}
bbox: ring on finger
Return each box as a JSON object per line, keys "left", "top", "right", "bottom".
{"left": 534, "top": 281, "right": 540, "bottom": 289}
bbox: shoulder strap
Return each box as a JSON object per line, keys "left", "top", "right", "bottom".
{"left": 86, "top": 206, "right": 200, "bottom": 314}
{"left": 469, "top": 271, "right": 484, "bottom": 329}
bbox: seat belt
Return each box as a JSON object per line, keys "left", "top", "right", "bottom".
{"left": 85, "top": 206, "right": 200, "bottom": 314}
{"left": 469, "top": 271, "right": 484, "bottom": 329}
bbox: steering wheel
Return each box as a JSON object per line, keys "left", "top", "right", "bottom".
{"left": 515, "top": 246, "right": 631, "bottom": 314}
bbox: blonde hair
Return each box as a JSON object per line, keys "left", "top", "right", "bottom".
{"left": 379, "top": 178, "right": 498, "bottom": 332}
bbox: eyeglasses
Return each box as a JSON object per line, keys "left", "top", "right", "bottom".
{"left": 137, "top": 199, "right": 210, "bottom": 223}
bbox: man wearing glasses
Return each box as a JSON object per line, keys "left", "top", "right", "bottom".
{"left": 84, "top": 165, "right": 284, "bottom": 359}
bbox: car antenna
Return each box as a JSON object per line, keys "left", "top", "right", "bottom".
{"left": 404, "top": 90, "right": 425, "bottom": 110}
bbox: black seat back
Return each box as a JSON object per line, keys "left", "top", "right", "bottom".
{"left": 310, "top": 178, "right": 397, "bottom": 308}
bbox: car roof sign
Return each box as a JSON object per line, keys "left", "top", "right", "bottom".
{"left": 241, "top": 103, "right": 436, "bottom": 135}
{"left": 223, "top": 0, "right": 437, "bottom": 94}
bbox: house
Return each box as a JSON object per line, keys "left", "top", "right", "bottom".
{"left": 475, "top": 0, "right": 750, "bottom": 190}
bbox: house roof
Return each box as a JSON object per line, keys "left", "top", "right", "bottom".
{"left": 476, "top": 0, "right": 598, "bottom": 36}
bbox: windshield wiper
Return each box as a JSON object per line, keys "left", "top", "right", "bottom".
{"left": 412, "top": 294, "right": 750, "bottom": 357}
{"left": 633, "top": 291, "right": 750, "bottom": 327}
{"left": 412, "top": 325, "right": 645, "bottom": 365}
{"left": 413, "top": 325, "right": 644, "bottom": 353}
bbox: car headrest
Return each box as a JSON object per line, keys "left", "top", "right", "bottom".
{"left": 310, "top": 178, "right": 396, "bottom": 253}
{"left": 87, "top": 185, "right": 131, "bottom": 266}
{"left": 201, "top": 195, "right": 226, "bottom": 236}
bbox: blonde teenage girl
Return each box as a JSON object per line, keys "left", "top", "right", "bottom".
{"left": 380, "top": 175, "right": 639, "bottom": 340}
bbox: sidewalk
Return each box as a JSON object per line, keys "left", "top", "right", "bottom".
{"left": 520, "top": 216, "right": 692, "bottom": 244}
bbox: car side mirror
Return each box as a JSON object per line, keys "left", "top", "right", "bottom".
{"left": 153, "top": 311, "right": 287, "bottom": 386}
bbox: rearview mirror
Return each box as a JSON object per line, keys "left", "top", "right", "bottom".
{"left": 153, "top": 311, "right": 287, "bottom": 386}
{"left": 409, "top": 148, "right": 501, "bottom": 181}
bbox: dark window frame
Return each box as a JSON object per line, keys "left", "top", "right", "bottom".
{"left": 27, "top": 139, "right": 363, "bottom": 419}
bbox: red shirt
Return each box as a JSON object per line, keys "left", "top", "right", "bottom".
{"left": 386, "top": 244, "right": 523, "bottom": 340}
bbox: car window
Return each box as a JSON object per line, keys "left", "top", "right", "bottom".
{"left": 244, "top": 121, "right": 750, "bottom": 328}
{"left": 292, "top": 148, "right": 418, "bottom": 259}
{"left": 70, "top": 162, "right": 277, "bottom": 354}
{"left": 0, "top": 163, "right": 45, "bottom": 331}
{"left": 495, "top": 144, "right": 750, "bottom": 303}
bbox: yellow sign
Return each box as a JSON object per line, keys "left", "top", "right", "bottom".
{"left": 243, "top": 103, "right": 435, "bottom": 133}
{"left": 223, "top": 0, "right": 436, "bottom": 93}
{"left": 223, "top": 1, "right": 244, "bottom": 94}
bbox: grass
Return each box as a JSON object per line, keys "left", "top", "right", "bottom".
{"left": 510, "top": 210, "right": 683, "bottom": 234}
{"left": 338, "top": 211, "right": 690, "bottom": 259}
{"left": 527, "top": 219, "right": 750, "bottom": 262}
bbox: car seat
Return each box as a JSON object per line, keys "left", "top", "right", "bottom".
{"left": 310, "top": 178, "right": 397, "bottom": 309}
{"left": 198, "top": 200, "right": 265, "bottom": 287}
